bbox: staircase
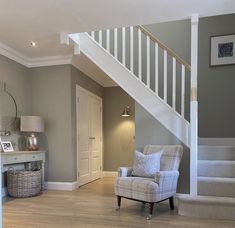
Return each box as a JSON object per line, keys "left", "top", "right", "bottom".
{"left": 178, "top": 145, "right": 235, "bottom": 220}
{"left": 68, "top": 26, "right": 191, "bottom": 147}
{"left": 67, "top": 22, "right": 235, "bottom": 220}
{"left": 198, "top": 145, "right": 235, "bottom": 197}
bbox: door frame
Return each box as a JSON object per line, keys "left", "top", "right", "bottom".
{"left": 76, "top": 85, "right": 103, "bottom": 185}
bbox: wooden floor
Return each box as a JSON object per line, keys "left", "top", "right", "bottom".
{"left": 3, "top": 178, "right": 235, "bottom": 228}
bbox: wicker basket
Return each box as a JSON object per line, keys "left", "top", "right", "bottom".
{"left": 7, "top": 167, "right": 42, "bottom": 198}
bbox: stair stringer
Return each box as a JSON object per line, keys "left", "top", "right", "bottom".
{"left": 71, "top": 33, "right": 190, "bottom": 147}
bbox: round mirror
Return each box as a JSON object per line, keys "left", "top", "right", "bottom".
{"left": 0, "top": 83, "right": 17, "bottom": 135}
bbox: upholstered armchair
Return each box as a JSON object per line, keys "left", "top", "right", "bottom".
{"left": 115, "top": 145, "right": 183, "bottom": 219}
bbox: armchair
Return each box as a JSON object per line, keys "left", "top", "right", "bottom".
{"left": 114, "top": 145, "right": 183, "bottom": 219}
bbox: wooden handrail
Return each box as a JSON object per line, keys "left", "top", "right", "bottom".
{"left": 137, "top": 25, "right": 191, "bottom": 71}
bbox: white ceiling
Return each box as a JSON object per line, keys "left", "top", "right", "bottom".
{"left": 0, "top": 0, "right": 235, "bottom": 86}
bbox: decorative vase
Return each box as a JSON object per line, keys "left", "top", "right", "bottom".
{"left": 26, "top": 133, "right": 39, "bottom": 150}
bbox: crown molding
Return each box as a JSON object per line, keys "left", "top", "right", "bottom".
{"left": 27, "top": 55, "right": 72, "bottom": 67}
{"left": 0, "top": 41, "right": 29, "bottom": 66}
{"left": 0, "top": 41, "right": 116, "bottom": 87}
{"left": 0, "top": 41, "right": 72, "bottom": 68}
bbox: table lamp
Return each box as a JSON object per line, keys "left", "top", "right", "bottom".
{"left": 20, "top": 116, "right": 44, "bottom": 150}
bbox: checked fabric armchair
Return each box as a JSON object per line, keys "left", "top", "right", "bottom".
{"left": 114, "top": 145, "right": 183, "bottom": 219}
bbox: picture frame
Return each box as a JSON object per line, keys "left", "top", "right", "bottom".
{"left": 1, "top": 141, "right": 14, "bottom": 152}
{"left": 210, "top": 34, "right": 235, "bottom": 66}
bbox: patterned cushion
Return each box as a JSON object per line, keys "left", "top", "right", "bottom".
{"left": 143, "top": 145, "right": 183, "bottom": 171}
{"left": 115, "top": 177, "right": 161, "bottom": 202}
{"left": 132, "top": 150, "right": 162, "bottom": 177}
{"left": 115, "top": 171, "right": 179, "bottom": 202}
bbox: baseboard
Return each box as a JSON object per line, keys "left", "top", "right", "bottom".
{"left": 42, "top": 173, "right": 117, "bottom": 191}
{"left": 102, "top": 171, "right": 118, "bottom": 177}
{"left": 199, "top": 137, "right": 235, "bottom": 146}
{"left": 45, "top": 181, "right": 79, "bottom": 191}
{"left": 2, "top": 183, "right": 79, "bottom": 195}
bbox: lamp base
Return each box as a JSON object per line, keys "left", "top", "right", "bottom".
{"left": 26, "top": 133, "right": 39, "bottom": 151}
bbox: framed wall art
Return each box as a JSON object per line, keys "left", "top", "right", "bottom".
{"left": 210, "top": 34, "right": 235, "bottom": 66}
{"left": 1, "top": 141, "right": 14, "bottom": 152}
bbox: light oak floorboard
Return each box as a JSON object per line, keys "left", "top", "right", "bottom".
{"left": 3, "top": 178, "right": 235, "bottom": 228}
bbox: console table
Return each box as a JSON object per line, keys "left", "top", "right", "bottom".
{"left": 1, "top": 150, "right": 46, "bottom": 189}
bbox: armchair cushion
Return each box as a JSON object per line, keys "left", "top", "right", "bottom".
{"left": 132, "top": 150, "right": 163, "bottom": 178}
{"left": 115, "top": 171, "right": 179, "bottom": 203}
{"left": 115, "top": 177, "right": 161, "bottom": 202}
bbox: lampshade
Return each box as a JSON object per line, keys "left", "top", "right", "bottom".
{"left": 20, "top": 116, "right": 44, "bottom": 132}
{"left": 121, "top": 106, "right": 131, "bottom": 117}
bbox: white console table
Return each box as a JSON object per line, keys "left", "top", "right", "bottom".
{"left": 1, "top": 150, "right": 46, "bottom": 189}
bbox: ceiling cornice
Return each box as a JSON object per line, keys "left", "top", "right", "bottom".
{"left": 0, "top": 41, "right": 72, "bottom": 68}
{"left": 0, "top": 42, "right": 29, "bottom": 66}
{"left": 27, "top": 55, "right": 72, "bottom": 68}
{"left": 0, "top": 40, "right": 117, "bottom": 87}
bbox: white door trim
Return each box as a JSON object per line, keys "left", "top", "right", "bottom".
{"left": 76, "top": 85, "right": 103, "bottom": 186}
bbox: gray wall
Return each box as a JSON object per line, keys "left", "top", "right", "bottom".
{"left": 135, "top": 103, "right": 189, "bottom": 193}
{"left": 135, "top": 14, "right": 235, "bottom": 193}
{"left": 0, "top": 55, "right": 31, "bottom": 117}
{"left": 103, "top": 87, "right": 135, "bottom": 171}
{"left": 145, "top": 20, "right": 191, "bottom": 121}
{"left": 135, "top": 19, "right": 192, "bottom": 193}
{"left": 144, "top": 14, "right": 235, "bottom": 137}
{"left": 198, "top": 14, "right": 235, "bottom": 137}
{"left": 0, "top": 55, "right": 31, "bottom": 149}
{"left": 30, "top": 65, "right": 73, "bottom": 182}
{"left": 30, "top": 65, "right": 104, "bottom": 182}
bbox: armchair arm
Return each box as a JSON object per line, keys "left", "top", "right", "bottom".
{"left": 154, "top": 171, "right": 179, "bottom": 197}
{"left": 118, "top": 167, "right": 133, "bottom": 177}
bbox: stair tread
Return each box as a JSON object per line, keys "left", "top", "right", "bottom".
{"left": 199, "top": 145, "right": 235, "bottom": 148}
{"left": 198, "top": 160, "right": 235, "bottom": 163}
{"left": 198, "top": 176, "right": 235, "bottom": 182}
{"left": 177, "top": 194, "right": 235, "bottom": 205}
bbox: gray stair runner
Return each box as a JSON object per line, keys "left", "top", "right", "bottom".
{"left": 198, "top": 145, "right": 235, "bottom": 197}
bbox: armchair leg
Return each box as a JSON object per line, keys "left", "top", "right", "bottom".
{"left": 146, "top": 203, "right": 154, "bottom": 220}
{"left": 169, "top": 197, "right": 174, "bottom": 210}
{"left": 141, "top": 202, "right": 146, "bottom": 209}
{"left": 116, "top": 196, "right": 121, "bottom": 210}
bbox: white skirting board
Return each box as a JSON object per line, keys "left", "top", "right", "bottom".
{"left": 45, "top": 172, "right": 117, "bottom": 191}
{"left": 102, "top": 171, "right": 118, "bottom": 178}
{"left": 2, "top": 172, "right": 117, "bottom": 194}
{"left": 45, "top": 181, "right": 79, "bottom": 191}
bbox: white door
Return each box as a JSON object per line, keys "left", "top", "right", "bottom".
{"left": 76, "top": 86, "right": 102, "bottom": 186}
{"left": 90, "top": 96, "right": 102, "bottom": 181}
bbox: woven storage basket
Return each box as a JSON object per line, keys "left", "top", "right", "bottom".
{"left": 7, "top": 167, "right": 41, "bottom": 198}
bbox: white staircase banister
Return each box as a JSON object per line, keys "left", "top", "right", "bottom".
{"left": 68, "top": 23, "right": 193, "bottom": 147}
{"left": 190, "top": 14, "right": 199, "bottom": 196}
{"left": 137, "top": 25, "right": 191, "bottom": 71}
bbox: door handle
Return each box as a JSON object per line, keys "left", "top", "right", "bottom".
{"left": 89, "top": 137, "right": 95, "bottom": 140}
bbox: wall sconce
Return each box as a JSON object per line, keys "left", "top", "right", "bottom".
{"left": 121, "top": 106, "right": 131, "bottom": 117}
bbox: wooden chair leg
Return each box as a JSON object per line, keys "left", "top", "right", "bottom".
{"left": 146, "top": 203, "right": 154, "bottom": 220}
{"left": 169, "top": 197, "right": 174, "bottom": 210}
{"left": 116, "top": 196, "right": 121, "bottom": 210}
{"left": 141, "top": 202, "right": 146, "bottom": 209}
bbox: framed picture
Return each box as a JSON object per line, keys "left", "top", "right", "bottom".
{"left": 1, "top": 141, "right": 14, "bottom": 152}
{"left": 210, "top": 34, "right": 235, "bottom": 66}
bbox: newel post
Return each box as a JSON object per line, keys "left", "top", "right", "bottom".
{"left": 190, "top": 14, "right": 199, "bottom": 196}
